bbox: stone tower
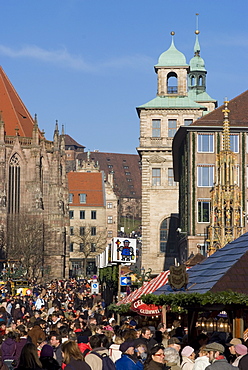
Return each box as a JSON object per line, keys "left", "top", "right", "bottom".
{"left": 137, "top": 30, "right": 216, "bottom": 274}
{"left": 0, "top": 66, "right": 69, "bottom": 281}
{"left": 207, "top": 101, "right": 244, "bottom": 255}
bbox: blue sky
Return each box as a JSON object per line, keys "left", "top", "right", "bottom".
{"left": 1, "top": 1, "right": 248, "bottom": 154}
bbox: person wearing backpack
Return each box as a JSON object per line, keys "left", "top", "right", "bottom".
{"left": 115, "top": 341, "right": 143, "bottom": 370}
{"left": 85, "top": 334, "right": 115, "bottom": 370}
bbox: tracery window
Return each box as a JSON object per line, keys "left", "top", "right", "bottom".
{"left": 8, "top": 154, "right": 20, "bottom": 214}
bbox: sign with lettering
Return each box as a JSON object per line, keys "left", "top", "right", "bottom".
{"left": 131, "top": 299, "right": 162, "bottom": 316}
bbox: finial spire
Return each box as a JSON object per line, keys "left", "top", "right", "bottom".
{"left": 222, "top": 99, "right": 230, "bottom": 151}
{"left": 194, "top": 13, "right": 200, "bottom": 56}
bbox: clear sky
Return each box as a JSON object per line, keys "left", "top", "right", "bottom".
{"left": 1, "top": 0, "right": 248, "bottom": 154}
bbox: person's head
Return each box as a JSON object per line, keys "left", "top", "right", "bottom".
{"left": 40, "top": 344, "right": 54, "bottom": 358}
{"left": 50, "top": 332, "right": 62, "bottom": 348}
{"left": 157, "top": 323, "right": 166, "bottom": 333}
{"left": 119, "top": 341, "right": 135, "bottom": 355}
{"left": 168, "top": 337, "right": 181, "bottom": 352}
{"left": 19, "top": 343, "right": 43, "bottom": 368}
{"left": 164, "top": 347, "right": 180, "bottom": 365}
{"left": 145, "top": 344, "right": 165, "bottom": 364}
{"left": 89, "top": 334, "right": 102, "bottom": 349}
{"left": 235, "top": 344, "right": 247, "bottom": 357}
{"left": 227, "top": 338, "right": 242, "bottom": 355}
{"left": 141, "top": 327, "right": 151, "bottom": 340}
{"left": 61, "top": 340, "right": 83, "bottom": 364}
{"left": 198, "top": 346, "right": 209, "bottom": 357}
{"left": 181, "top": 346, "right": 195, "bottom": 360}
{"left": 205, "top": 342, "right": 225, "bottom": 363}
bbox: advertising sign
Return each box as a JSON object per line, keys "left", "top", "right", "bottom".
{"left": 111, "top": 238, "right": 137, "bottom": 263}
{"left": 131, "top": 299, "right": 162, "bottom": 316}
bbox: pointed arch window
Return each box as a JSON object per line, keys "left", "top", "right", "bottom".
{"left": 167, "top": 72, "right": 178, "bottom": 94}
{"left": 160, "top": 217, "right": 170, "bottom": 252}
{"left": 8, "top": 154, "right": 20, "bottom": 214}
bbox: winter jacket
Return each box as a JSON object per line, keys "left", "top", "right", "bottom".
{"left": 192, "top": 355, "right": 210, "bottom": 370}
{"left": 181, "top": 356, "right": 194, "bottom": 370}
{"left": 115, "top": 354, "right": 143, "bottom": 370}
{"left": 205, "top": 358, "right": 238, "bottom": 369}
{"left": 64, "top": 358, "right": 91, "bottom": 370}
{"left": 1, "top": 338, "right": 16, "bottom": 361}
{"left": 40, "top": 356, "right": 61, "bottom": 370}
{"left": 85, "top": 347, "right": 109, "bottom": 370}
{"left": 109, "top": 343, "right": 122, "bottom": 363}
{"left": 28, "top": 325, "right": 46, "bottom": 346}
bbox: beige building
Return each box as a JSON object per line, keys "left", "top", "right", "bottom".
{"left": 173, "top": 92, "right": 248, "bottom": 262}
{"left": 137, "top": 32, "right": 216, "bottom": 274}
{"left": 68, "top": 156, "right": 118, "bottom": 277}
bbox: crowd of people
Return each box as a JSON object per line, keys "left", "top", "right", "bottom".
{"left": 0, "top": 279, "right": 246, "bottom": 369}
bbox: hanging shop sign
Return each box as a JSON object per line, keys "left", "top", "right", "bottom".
{"left": 131, "top": 299, "right": 162, "bottom": 316}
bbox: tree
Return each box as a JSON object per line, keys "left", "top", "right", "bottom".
{"left": 71, "top": 223, "right": 107, "bottom": 277}
{"left": 6, "top": 213, "right": 47, "bottom": 281}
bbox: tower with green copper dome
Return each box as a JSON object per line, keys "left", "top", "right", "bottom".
{"left": 137, "top": 30, "right": 217, "bottom": 274}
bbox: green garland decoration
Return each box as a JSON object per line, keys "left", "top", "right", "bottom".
{"left": 108, "top": 303, "right": 131, "bottom": 314}
{"left": 142, "top": 291, "right": 248, "bottom": 311}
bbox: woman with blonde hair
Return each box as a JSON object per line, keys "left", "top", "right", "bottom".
{"left": 61, "top": 340, "right": 91, "bottom": 370}
{"left": 192, "top": 346, "right": 210, "bottom": 370}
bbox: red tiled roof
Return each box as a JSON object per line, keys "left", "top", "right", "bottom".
{"left": 0, "top": 66, "right": 38, "bottom": 137}
{"left": 76, "top": 152, "right": 141, "bottom": 199}
{"left": 67, "top": 172, "right": 104, "bottom": 207}
{"left": 191, "top": 90, "right": 248, "bottom": 127}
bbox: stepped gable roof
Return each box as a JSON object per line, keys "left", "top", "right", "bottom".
{"left": 0, "top": 66, "right": 39, "bottom": 137}
{"left": 77, "top": 151, "right": 141, "bottom": 199}
{"left": 67, "top": 171, "right": 104, "bottom": 207}
{"left": 191, "top": 90, "right": 248, "bottom": 127}
{"left": 65, "top": 134, "right": 85, "bottom": 150}
{"left": 154, "top": 232, "right": 248, "bottom": 295}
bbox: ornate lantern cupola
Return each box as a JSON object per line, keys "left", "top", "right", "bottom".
{"left": 188, "top": 14, "right": 207, "bottom": 92}
{"left": 154, "top": 32, "right": 188, "bottom": 97}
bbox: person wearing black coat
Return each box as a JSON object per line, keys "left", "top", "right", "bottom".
{"left": 39, "top": 344, "right": 61, "bottom": 370}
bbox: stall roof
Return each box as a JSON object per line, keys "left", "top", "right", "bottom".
{"left": 154, "top": 232, "right": 248, "bottom": 295}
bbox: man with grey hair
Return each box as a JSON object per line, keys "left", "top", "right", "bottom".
{"left": 204, "top": 342, "right": 238, "bottom": 369}
{"left": 164, "top": 347, "right": 180, "bottom": 369}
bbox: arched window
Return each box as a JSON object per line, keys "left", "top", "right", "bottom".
{"left": 160, "top": 217, "right": 170, "bottom": 252}
{"left": 167, "top": 72, "right": 178, "bottom": 94}
{"left": 8, "top": 154, "right": 20, "bottom": 214}
{"left": 199, "top": 75, "right": 203, "bottom": 86}
{"left": 191, "top": 75, "right": 195, "bottom": 86}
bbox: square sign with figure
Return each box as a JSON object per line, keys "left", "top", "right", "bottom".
{"left": 112, "top": 237, "right": 136, "bottom": 263}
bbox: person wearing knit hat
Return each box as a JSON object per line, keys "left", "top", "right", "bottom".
{"left": 180, "top": 345, "right": 195, "bottom": 370}
{"left": 115, "top": 341, "right": 143, "bottom": 370}
{"left": 40, "top": 344, "right": 61, "bottom": 370}
{"left": 232, "top": 344, "right": 248, "bottom": 367}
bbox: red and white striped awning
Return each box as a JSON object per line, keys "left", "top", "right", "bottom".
{"left": 117, "top": 270, "right": 170, "bottom": 305}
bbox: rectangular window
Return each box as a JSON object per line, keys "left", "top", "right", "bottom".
{"left": 69, "top": 193, "right": 73, "bottom": 203}
{"left": 80, "top": 210, "right": 85, "bottom": 219}
{"left": 108, "top": 230, "right": 113, "bottom": 238}
{"left": 80, "top": 227, "right": 85, "bottom": 236}
{"left": 168, "top": 119, "right": 177, "bottom": 138}
{"left": 80, "top": 243, "right": 84, "bottom": 252}
{"left": 152, "top": 168, "right": 161, "bottom": 186}
{"left": 69, "top": 210, "right": 74, "bottom": 219}
{"left": 91, "top": 243, "right": 96, "bottom": 252}
{"left": 152, "top": 119, "right": 161, "bottom": 138}
{"left": 184, "top": 119, "right": 193, "bottom": 126}
{"left": 230, "top": 134, "right": 239, "bottom": 153}
{"left": 198, "top": 201, "right": 210, "bottom": 222}
{"left": 70, "top": 227, "right": 74, "bottom": 235}
{"left": 79, "top": 193, "right": 86, "bottom": 204}
{"left": 91, "top": 227, "right": 96, "bottom": 236}
{"left": 70, "top": 243, "right": 74, "bottom": 252}
{"left": 197, "top": 166, "right": 214, "bottom": 187}
{"left": 107, "top": 202, "right": 113, "bottom": 209}
{"left": 168, "top": 168, "right": 176, "bottom": 186}
{"left": 198, "top": 134, "right": 214, "bottom": 152}
{"left": 91, "top": 211, "right": 97, "bottom": 219}
{"left": 108, "top": 216, "right": 113, "bottom": 224}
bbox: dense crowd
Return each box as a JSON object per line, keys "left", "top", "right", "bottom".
{"left": 0, "top": 279, "right": 246, "bottom": 370}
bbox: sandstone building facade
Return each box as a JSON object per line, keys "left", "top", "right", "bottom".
{"left": 0, "top": 67, "right": 69, "bottom": 280}
{"left": 137, "top": 32, "right": 216, "bottom": 274}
